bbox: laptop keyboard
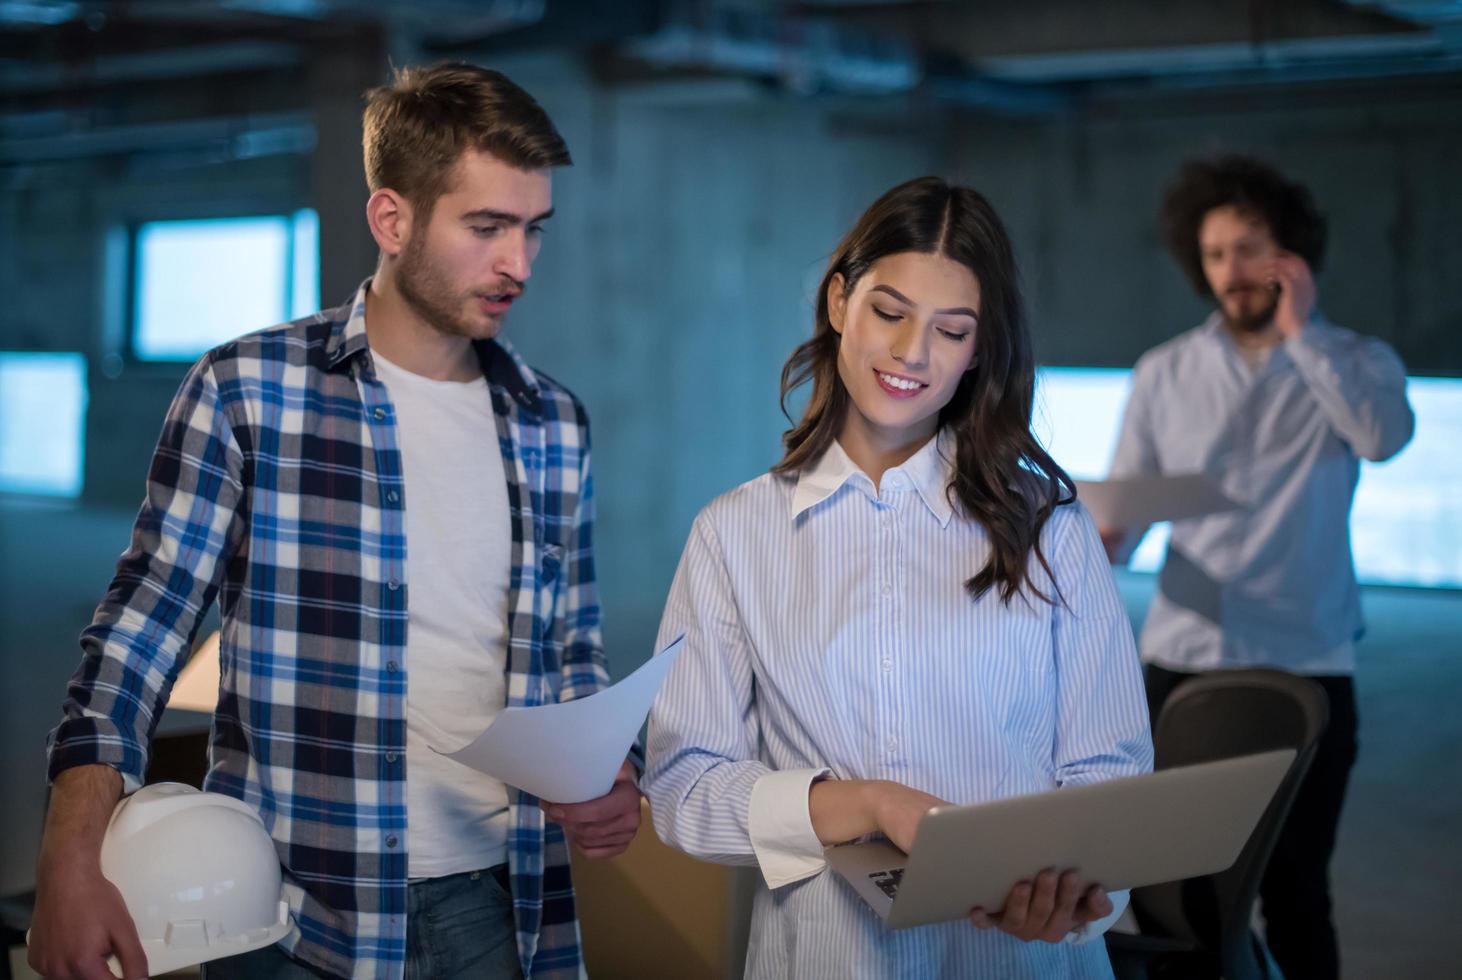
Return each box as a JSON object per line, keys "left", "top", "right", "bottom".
{"left": 867, "top": 868, "right": 905, "bottom": 900}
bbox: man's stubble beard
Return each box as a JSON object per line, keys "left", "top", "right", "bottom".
{"left": 395, "top": 232, "right": 484, "bottom": 340}
{"left": 1221, "top": 288, "right": 1279, "bottom": 334}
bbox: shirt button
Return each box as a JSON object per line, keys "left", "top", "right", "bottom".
{"left": 385, "top": 835, "right": 398, "bottom": 848}
{"left": 386, "top": 660, "right": 399, "bottom": 673}
{"left": 881, "top": 582, "right": 892, "bottom": 596}
{"left": 373, "top": 407, "right": 387, "bottom": 421}
{"left": 385, "top": 751, "right": 399, "bottom": 763}
{"left": 387, "top": 579, "right": 400, "bottom": 591}
{"left": 387, "top": 490, "right": 400, "bottom": 503}
{"left": 885, "top": 736, "right": 898, "bottom": 753}
{"left": 882, "top": 659, "right": 893, "bottom": 671}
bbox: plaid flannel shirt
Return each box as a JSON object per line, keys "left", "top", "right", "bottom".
{"left": 48, "top": 283, "right": 608, "bottom": 978}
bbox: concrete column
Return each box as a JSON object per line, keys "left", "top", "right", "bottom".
{"left": 309, "top": 25, "right": 387, "bottom": 307}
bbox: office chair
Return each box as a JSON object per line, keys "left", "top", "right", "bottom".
{"left": 1106, "top": 668, "right": 1329, "bottom": 980}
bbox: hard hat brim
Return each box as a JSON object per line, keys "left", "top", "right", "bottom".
{"left": 128, "top": 902, "right": 294, "bottom": 977}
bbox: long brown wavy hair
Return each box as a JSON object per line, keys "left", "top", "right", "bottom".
{"left": 773, "top": 176, "right": 1075, "bottom": 605}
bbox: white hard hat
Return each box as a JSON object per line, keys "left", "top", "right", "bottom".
{"left": 98, "top": 782, "right": 292, "bottom": 976}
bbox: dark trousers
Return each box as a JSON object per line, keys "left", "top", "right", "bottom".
{"left": 1145, "top": 664, "right": 1358, "bottom": 980}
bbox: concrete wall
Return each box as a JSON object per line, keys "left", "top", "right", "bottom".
{"left": 509, "top": 56, "right": 948, "bottom": 661}
{"left": 944, "top": 78, "right": 1462, "bottom": 370}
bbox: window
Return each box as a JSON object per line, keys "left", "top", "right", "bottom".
{"left": 1033, "top": 367, "right": 1462, "bottom": 589}
{"left": 132, "top": 209, "right": 319, "bottom": 361}
{"left": 1348, "top": 378, "right": 1462, "bottom": 588}
{"left": 0, "top": 352, "right": 88, "bottom": 497}
{"left": 1030, "top": 367, "right": 1172, "bottom": 572}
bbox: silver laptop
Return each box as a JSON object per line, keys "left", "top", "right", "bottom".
{"left": 826, "top": 749, "right": 1295, "bottom": 929}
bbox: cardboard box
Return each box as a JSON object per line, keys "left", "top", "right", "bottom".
{"left": 572, "top": 800, "right": 756, "bottom": 978}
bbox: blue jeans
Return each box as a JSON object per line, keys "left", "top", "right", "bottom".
{"left": 202, "top": 865, "right": 521, "bottom": 980}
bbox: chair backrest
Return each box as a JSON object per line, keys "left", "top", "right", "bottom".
{"left": 1131, "top": 669, "right": 1328, "bottom": 978}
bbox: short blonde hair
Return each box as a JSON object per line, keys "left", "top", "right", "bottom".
{"left": 362, "top": 62, "right": 571, "bottom": 215}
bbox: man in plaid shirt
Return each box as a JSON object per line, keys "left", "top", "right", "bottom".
{"left": 28, "top": 64, "right": 640, "bottom": 980}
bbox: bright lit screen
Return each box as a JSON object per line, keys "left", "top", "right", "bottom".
{"left": 0, "top": 352, "right": 88, "bottom": 497}
{"left": 1033, "top": 367, "right": 1462, "bottom": 588}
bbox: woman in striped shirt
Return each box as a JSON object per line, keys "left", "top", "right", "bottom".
{"left": 643, "top": 177, "right": 1153, "bottom": 978}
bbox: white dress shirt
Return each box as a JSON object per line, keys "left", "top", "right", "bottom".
{"left": 644, "top": 433, "right": 1153, "bottom": 979}
{"left": 1109, "top": 315, "right": 1415, "bottom": 675}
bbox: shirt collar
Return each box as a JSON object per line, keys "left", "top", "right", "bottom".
{"left": 1200, "top": 309, "right": 1226, "bottom": 340}
{"left": 790, "top": 430, "right": 956, "bottom": 528}
{"left": 323, "top": 281, "right": 372, "bottom": 371}
{"left": 325, "top": 279, "right": 542, "bottom": 412}
{"left": 902, "top": 429, "right": 958, "bottom": 527}
{"left": 790, "top": 438, "right": 864, "bottom": 519}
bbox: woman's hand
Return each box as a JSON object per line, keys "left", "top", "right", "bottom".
{"left": 809, "top": 779, "right": 947, "bottom": 853}
{"left": 868, "top": 782, "right": 946, "bottom": 853}
{"left": 969, "top": 869, "right": 1112, "bottom": 943}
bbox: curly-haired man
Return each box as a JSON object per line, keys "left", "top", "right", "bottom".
{"left": 1101, "top": 155, "right": 1414, "bottom": 980}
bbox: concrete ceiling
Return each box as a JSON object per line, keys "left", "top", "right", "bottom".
{"left": 3, "top": 1, "right": 1459, "bottom": 88}
{"left": 1, "top": 0, "right": 1458, "bottom": 164}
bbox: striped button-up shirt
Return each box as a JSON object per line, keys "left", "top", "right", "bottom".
{"left": 47, "top": 284, "right": 606, "bottom": 979}
{"left": 644, "top": 434, "right": 1152, "bottom": 979}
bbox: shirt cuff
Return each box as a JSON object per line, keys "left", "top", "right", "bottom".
{"left": 748, "top": 768, "right": 832, "bottom": 889}
{"left": 1064, "top": 888, "right": 1130, "bottom": 944}
{"left": 1282, "top": 320, "right": 1335, "bottom": 367}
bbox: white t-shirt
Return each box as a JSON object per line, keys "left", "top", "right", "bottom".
{"left": 372, "top": 351, "right": 513, "bottom": 879}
